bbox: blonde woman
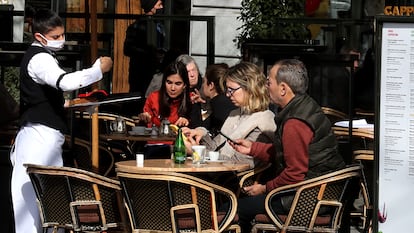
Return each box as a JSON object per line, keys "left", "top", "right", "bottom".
{"left": 183, "top": 61, "right": 277, "bottom": 168}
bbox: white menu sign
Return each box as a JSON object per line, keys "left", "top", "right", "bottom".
{"left": 379, "top": 22, "right": 414, "bottom": 232}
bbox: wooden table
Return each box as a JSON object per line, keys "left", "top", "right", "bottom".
{"left": 69, "top": 95, "right": 141, "bottom": 172}
{"left": 115, "top": 159, "right": 250, "bottom": 173}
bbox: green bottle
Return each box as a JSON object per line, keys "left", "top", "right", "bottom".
{"left": 173, "top": 128, "right": 186, "bottom": 164}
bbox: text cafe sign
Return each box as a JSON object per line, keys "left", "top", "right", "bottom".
{"left": 384, "top": 0, "right": 414, "bottom": 16}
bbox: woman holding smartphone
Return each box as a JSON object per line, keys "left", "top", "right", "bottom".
{"left": 183, "top": 62, "right": 276, "bottom": 169}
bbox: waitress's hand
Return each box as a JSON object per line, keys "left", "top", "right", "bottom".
{"left": 174, "top": 117, "right": 189, "bottom": 127}
{"left": 229, "top": 139, "right": 253, "bottom": 155}
{"left": 137, "top": 112, "right": 151, "bottom": 123}
{"left": 99, "top": 56, "right": 113, "bottom": 73}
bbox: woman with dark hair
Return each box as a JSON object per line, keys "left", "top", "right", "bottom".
{"left": 137, "top": 61, "right": 193, "bottom": 158}
{"left": 138, "top": 61, "right": 192, "bottom": 127}
{"left": 200, "top": 63, "right": 237, "bottom": 135}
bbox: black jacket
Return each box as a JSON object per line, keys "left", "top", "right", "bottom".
{"left": 275, "top": 94, "right": 345, "bottom": 179}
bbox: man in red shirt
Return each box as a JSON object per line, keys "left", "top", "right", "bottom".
{"left": 231, "top": 59, "right": 345, "bottom": 233}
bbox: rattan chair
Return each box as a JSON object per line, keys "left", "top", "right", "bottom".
{"left": 116, "top": 170, "right": 240, "bottom": 233}
{"left": 351, "top": 130, "right": 374, "bottom": 232}
{"left": 64, "top": 135, "right": 115, "bottom": 177}
{"left": 236, "top": 163, "right": 272, "bottom": 198}
{"left": 332, "top": 127, "right": 374, "bottom": 232}
{"left": 26, "top": 164, "right": 127, "bottom": 233}
{"left": 321, "top": 107, "right": 348, "bottom": 125}
{"left": 74, "top": 111, "right": 137, "bottom": 159}
{"left": 75, "top": 111, "right": 137, "bottom": 127}
{"left": 251, "top": 164, "right": 362, "bottom": 233}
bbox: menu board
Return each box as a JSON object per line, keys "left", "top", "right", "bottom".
{"left": 378, "top": 19, "right": 414, "bottom": 232}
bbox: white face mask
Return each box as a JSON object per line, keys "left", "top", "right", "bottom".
{"left": 39, "top": 34, "right": 65, "bottom": 51}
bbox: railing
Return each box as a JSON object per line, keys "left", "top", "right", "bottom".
{"left": 59, "top": 13, "right": 216, "bottom": 65}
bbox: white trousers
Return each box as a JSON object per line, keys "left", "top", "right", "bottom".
{"left": 10, "top": 123, "right": 64, "bottom": 233}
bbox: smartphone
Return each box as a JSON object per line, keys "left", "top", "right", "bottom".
{"left": 218, "top": 131, "right": 239, "bottom": 145}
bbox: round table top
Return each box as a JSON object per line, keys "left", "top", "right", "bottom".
{"left": 115, "top": 159, "right": 251, "bottom": 173}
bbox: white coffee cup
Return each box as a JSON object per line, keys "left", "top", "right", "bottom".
{"left": 208, "top": 151, "right": 219, "bottom": 161}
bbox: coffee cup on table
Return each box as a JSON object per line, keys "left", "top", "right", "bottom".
{"left": 208, "top": 151, "right": 219, "bottom": 161}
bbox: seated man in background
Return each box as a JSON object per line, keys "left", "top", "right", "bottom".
{"left": 230, "top": 59, "right": 346, "bottom": 233}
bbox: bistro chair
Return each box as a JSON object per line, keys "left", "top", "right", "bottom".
{"left": 250, "top": 164, "right": 362, "bottom": 233}
{"left": 321, "top": 107, "right": 348, "bottom": 125}
{"left": 116, "top": 169, "right": 240, "bottom": 233}
{"left": 332, "top": 126, "right": 374, "bottom": 232}
{"left": 351, "top": 130, "right": 374, "bottom": 232}
{"left": 63, "top": 135, "right": 115, "bottom": 177}
{"left": 73, "top": 111, "right": 137, "bottom": 159}
{"left": 75, "top": 111, "right": 137, "bottom": 128}
{"left": 354, "top": 108, "right": 374, "bottom": 124}
{"left": 25, "top": 164, "right": 127, "bottom": 233}
{"left": 236, "top": 163, "right": 272, "bottom": 198}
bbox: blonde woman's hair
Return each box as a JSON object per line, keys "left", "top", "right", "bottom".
{"left": 224, "top": 61, "right": 269, "bottom": 113}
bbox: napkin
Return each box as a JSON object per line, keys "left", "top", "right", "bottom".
{"left": 334, "top": 119, "right": 374, "bottom": 129}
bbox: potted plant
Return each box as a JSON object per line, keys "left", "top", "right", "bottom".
{"left": 236, "top": 0, "right": 310, "bottom": 48}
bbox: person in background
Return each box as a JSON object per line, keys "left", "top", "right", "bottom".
{"left": 354, "top": 48, "right": 375, "bottom": 112}
{"left": 124, "top": 0, "right": 164, "bottom": 97}
{"left": 176, "top": 54, "right": 205, "bottom": 127}
{"left": 183, "top": 61, "right": 276, "bottom": 169}
{"left": 176, "top": 54, "right": 202, "bottom": 91}
{"left": 199, "top": 63, "right": 237, "bottom": 136}
{"left": 23, "top": 5, "right": 36, "bottom": 42}
{"left": 10, "top": 9, "right": 113, "bottom": 233}
{"left": 309, "top": 44, "right": 360, "bottom": 114}
{"left": 137, "top": 61, "right": 192, "bottom": 157}
{"left": 230, "top": 59, "right": 345, "bottom": 233}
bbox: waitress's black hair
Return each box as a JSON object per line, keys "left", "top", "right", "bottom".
{"left": 32, "top": 9, "right": 63, "bottom": 36}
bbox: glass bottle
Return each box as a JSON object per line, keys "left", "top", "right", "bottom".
{"left": 173, "top": 128, "right": 186, "bottom": 164}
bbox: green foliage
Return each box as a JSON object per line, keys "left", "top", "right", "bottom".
{"left": 3, "top": 67, "right": 20, "bottom": 102}
{"left": 237, "top": 0, "right": 308, "bottom": 47}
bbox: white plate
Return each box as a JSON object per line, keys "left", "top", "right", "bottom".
{"left": 334, "top": 119, "right": 374, "bottom": 129}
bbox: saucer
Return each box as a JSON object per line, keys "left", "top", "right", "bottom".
{"left": 205, "top": 160, "right": 226, "bottom": 163}
{"left": 128, "top": 131, "right": 150, "bottom": 136}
